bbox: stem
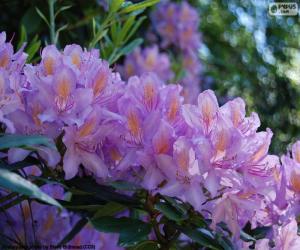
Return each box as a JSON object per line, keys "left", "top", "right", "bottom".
{"left": 48, "top": 0, "right": 56, "bottom": 44}
{"left": 144, "top": 193, "right": 171, "bottom": 249}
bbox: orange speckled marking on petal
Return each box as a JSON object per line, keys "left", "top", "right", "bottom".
{"left": 291, "top": 172, "right": 300, "bottom": 192}
{"left": 144, "top": 83, "right": 155, "bottom": 109}
{"left": 178, "top": 150, "right": 189, "bottom": 172}
{"left": 216, "top": 128, "right": 228, "bottom": 153}
{"left": 164, "top": 24, "right": 174, "bottom": 37}
{"left": 168, "top": 97, "right": 179, "bottom": 121}
{"left": 44, "top": 213, "right": 54, "bottom": 232}
{"left": 22, "top": 203, "right": 31, "bottom": 220}
{"left": 78, "top": 118, "right": 96, "bottom": 137}
{"left": 71, "top": 53, "right": 81, "bottom": 67}
{"left": 57, "top": 74, "right": 72, "bottom": 100}
{"left": 125, "top": 63, "right": 134, "bottom": 77}
{"left": 294, "top": 146, "right": 300, "bottom": 163}
{"left": 251, "top": 143, "right": 268, "bottom": 163}
{"left": 232, "top": 105, "right": 241, "bottom": 127}
{"left": 238, "top": 192, "right": 253, "bottom": 199}
{"left": 93, "top": 71, "right": 107, "bottom": 97}
{"left": 273, "top": 167, "right": 280, "bottom": 183}
{"left": 181, "top": 6, "right": 191, "bottom": 22}
{"left": 0, "top": 52, "right": 9, "bottom": 68}
{"left": 32, "top": 104, "right": 42, "bottom": 126}
{"left": 156, "top": 140, "right": 170, "bottom": 154}
{"left": 44, "top": 56, "right": 55, "bottom": 75}
{"left": 145, "top": 53, "right": 156, "bottom": 68}
{"left": 202, "top": 98, "right": 214, "bottom": 123}
{"left": 127, "top": 111, "right": 141, "bottom": 138}
{"left": 110, "top": 148, "right": 122, "bottom": 162}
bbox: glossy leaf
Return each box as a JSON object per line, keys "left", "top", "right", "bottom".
{"left": 109, "top": 180, "right": 141, "bottom": 191}
{"left": 91, "top": 216, "right": 151, "bottom": 247}
{"left": 155, "top": 202, "right": 187, "bottom": 222}
{"left": 0, "top": 168, "right": 62, "bottom": 209}
{"left": 0, "top": 134, "right": 56, "bottom": 150}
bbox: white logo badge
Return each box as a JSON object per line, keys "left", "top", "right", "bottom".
{"left": 269, "top": 2, "right": 298, "bottom": 16}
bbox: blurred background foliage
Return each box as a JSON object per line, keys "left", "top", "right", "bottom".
{"left": 0, "top": 0, "right": 299, "bottom": 153}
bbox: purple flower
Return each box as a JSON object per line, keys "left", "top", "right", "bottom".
{"left": 0, "top": 185, "right": 72, "bottom": 245}
{"left": 121, "top": 45, "right": 173, "bottom": 82}
{"left": 63, "top": 108, "right": 109, "bottom": 179}
{"left": 70, "top": 224, "right": 123, "bottom": 250}
{"left": 258, "top": 218, "right": 300, "bottom": 250}
{"left": 151, "top": 1, "right": 200, "bottom": 51}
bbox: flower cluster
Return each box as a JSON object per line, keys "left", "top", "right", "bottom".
{"left": 151, "top": 0, "right": 202, "bottom": 103}
{"left": 151, "top": 1, "right": 200, "bottom": 50}
{"left": 120, "top": 45, "right": 173, "bottom": 82}
{"left": 1, "top": 30, "right": 300, "bottom": 249}
{"left": 121, "top": 1, "right": 202, "bottom": 104}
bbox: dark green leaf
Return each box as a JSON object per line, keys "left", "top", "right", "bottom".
{"left": 0, "top": 168, "right": 62, "bottom": 209}
{"left": 66, "top": 177, "right": 140, "bottom": 207}
{"left": 250, "top": 226, "right": 272, "bottom": 240}
{"left": 92, "top": 202, "right": 125, "bottom": 219}
{"left": 110, "top": 38, "right": 143, "bottom": 64}
{"left": 216, "top": 234, "right": 235, "bottom": 250}
{"left": 58, "top": 217, "right": 88, "bottom": 245}
{"left": 109, "top": 180, "right": 141, "bottom": 191}
{"left": 240, "top": 231, "right": 256, "bottom": 242}
{"left": 131, "top": 240, "right": 160, "bottom": 250}
{"left": 0, "top": 156, "right": 40, "bottom": 171}
{"left": 35, "top": 7, "right": 50, "bottom": 27}
{"left": 17, "top": 25, "right": 27, "bottom": 49}
{"left": 155, "top": 202, "right": 187, "bottom": 222}
{"left": 175, "top": 225, "right": 222, "bottom": 250}
{"left": 0, "top": 134, "right": 56, "bottom": 150}
{"left": 91, "top": 216, "right": 151, "bottom": 247}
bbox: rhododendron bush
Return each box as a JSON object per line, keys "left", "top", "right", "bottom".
{"left": 0, "top": 1, "right": 300, "bottom": 250}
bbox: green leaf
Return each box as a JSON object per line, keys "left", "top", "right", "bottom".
{"left": 216, "top": 234, "right": 235, "bottom": 250}
{"left": 55, "top": 24, "right": 68, "bottom": 44}
{"left": 110, "top": 0, "right": 125, "bottom": 13}
{"left": 89, "top": 28, "right": 108, "bottom": 48}
{"left": 58, "top": 217, "right": 88, "bottom": 245}
{"left": 110, "top": 38, "right": 143, "bottom": 64}
{"left": 55, "top": 5, "right": 72, "bottom": 18}
{"left": 119, "top": 15, "right": 135, "bottom": 42}
{"left": 0, "top": 168, "right": 62, "bottom": 209}
{"left": 124, "top": 16, "right": 146, "bottom": 43}
{"left": 35, "top": 7, "right": 50, "bottom": 27}
{"left": 60, "top": 203, "right": 103, "bottom": 211}
{"left": 175, "top": 225, "right": 222, "bottom": 250}
{"left": 17, "top": 25, "right": 27, "bottom": 50}
{"left": 240, "top": 231, "right": 256, "bottom": 242}
{"left": 120, "top": 0, "right": 160, "bottom": 14}
{"left": 0, "top": 156, "right": 40, "bottom": 171}
{"left": 66, "top": 177, "right": 140, "bottom": 207}
{"left": 91, "top": 216, "right": 151, "bottom": 247}
{"left": 131, "top": 241, "right": 160, "bottom": 250}
{"left": 163, "top": 196, "right": 189, "bottom": 215}
{"left": 26, "top": 37, "right": 41, "bottom": 62}
{"left": 109, "top": 180, "right": 141, "bottom": 191}
{"left": 155, "top": 202, "right": 187, "bottom": 222}
{"left": 21, "top": 7, "right": 42, "bottom": 35}
{"left": 92, "top": 202, "right": 125, "bottom": 219}
{"left": 0, "top": 134, "right": 56, "bottom": 150}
